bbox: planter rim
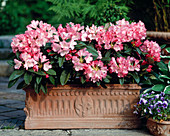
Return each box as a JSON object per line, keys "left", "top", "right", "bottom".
{"left": 148, "top": 118, "right": 170, "bottom": 125}
{"left": 24, "top": 84, "right": 141, "bottom": 91}
{"left": 146, "top": 31, "right": 170, "bottom": 42}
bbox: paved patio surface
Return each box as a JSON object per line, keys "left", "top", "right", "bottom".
{"left": 0, "top": 77, "right": 153, "bottom": 136}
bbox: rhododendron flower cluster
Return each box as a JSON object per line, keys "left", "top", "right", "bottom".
{"left": 109, "top": 57, "right": 140, "bottom": 78}
{"left": 11, "top": 20, "right": 56, "bottom": 72}
{"left": 9, "top": 19, "right": 162, "bottom": 92}
{"left": 84, "top": 60, "right": 108, "bottom": 83}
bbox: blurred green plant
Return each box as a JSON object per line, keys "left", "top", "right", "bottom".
{"left": 46, "top": 0, "right": 132, "bottom": 26}
{"left": 129, "top": 0, "right": 170, "bottom": 32}
{"left": 95, "top": 1, "right": 130, "bottom": 26}
{"left": 0, "top": 0, "right": 54, "bottom": 35}
{"left": 153, "top": 0, "right": 170, "bottom": 32}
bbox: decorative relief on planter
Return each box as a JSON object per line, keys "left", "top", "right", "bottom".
{"left": 24, "top": 84, "right": 141, "bottom": 129}
{"left": 74, "top": 95, "right": 93, "bottom": 117}
{"left": 147, "top": 118, "right": 170, "bottom": 136}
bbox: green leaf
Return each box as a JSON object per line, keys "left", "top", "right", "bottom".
{"left": 16, "top": 52, "right": 20, "bottom": 59}
{"left": 96, "top": 82, "right": 100, "bottom": 86}
{"left": 143, "top": 88, "right": 152, "bottom": 94}
{"left": 166, "top": 47, "right": 170, "bottom": 53}
{"left": 160, "top": 44, "right": 166, "bottom": 49}
{"left": 7, "top": 60, "right": 14, "bottom": 66}
{"left": 105, "top": 50, "right": 111, "bottom": 57}
{"left": 164, "top": 85, "right": 170, "bottom": 94}
{"left": 9, "top": 70, "right": 25, "bottom": 81}
{"left": 86, "top": 46, "right": 98, "bottom": 57}
{"left": 66, "top": 38, "right": 71, "bottom": 42}
{"left": 36, "top": 76, "right": 42, "bottom": 84}
{"left": 8, "top": 78, "right": 19, "bottom": 88}
{"left": 58, "top": 56, "right": 65, "bottom": 67}
{"left": 17, "top": 80, "right": 27, "bottom": 89}
{"left": 157, "top": 61, "right": 168, "bottom": 71}
{"left": 40, "top": 84, "right": 47, "bottom": 94}
{"left": 152, "top": 84, "right": 166, "bottom": 92}
{"left": 46, "top": 69, "right": 56, "bottom": 75}
{"left": 136, "top": 48, "right": 142, "bottom": 55}
{"left": 106, "top": 75, "right": 112, "bottom": 79}
{"left": 60, "top": 70, "right": 70, "bottom": 85}
{"left": 168, "top": 61, "right": 170, "bottom": 72}
{"left": 119, "top": 78, "right": 124, "bottom": 85}
{"left": 81, "top": 76, "right": 86, "bottom": 84}
{"left": 103, "top": 77, "right": 110, "bottom": 83}
{"left": 24, "top": 72, "right": 32, "bottom": 85}
{"left": 159, "top": 75, "right": 170, "bottom": 80}
{"left": 101, "top": 57, "right": 111, "bottom": 62}
{"left": 49, "top": 76, "right": 55, "bottom": 85}
{"left": 28, "top": 69, "right": 46, "bottom": 76}
{"left": 34, "top": 82, "right": 39, "bottom": 94}
{"left": 129, "top": 72, "right": 140, "bottom": 83}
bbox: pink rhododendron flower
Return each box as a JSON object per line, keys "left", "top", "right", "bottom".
{"left": 24, "top": 58, "right": 37, "bottom": 70}
{"left": 84, "top": 60, "right": 108, "bottom": 83}
{"left": 33, "top": 65, "right": 39, "bottom": 72}
{"left": 14, "top": 59, "right": 22, "bottom": 69}
{"left": 43, "top": 62, "right": 52, "bottom": 71}
{"left": 109, "top": 56, "right": 140, "bottom": 78}
{"left": 141, "top": 40, "right": 161, "bottom": 62}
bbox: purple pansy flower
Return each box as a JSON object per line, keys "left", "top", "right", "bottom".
{"left": 162, "top": 101, "right": 168, "bottom": 108}
{"left": 157, "top": 108, "right": 161, "bottom": 113}
{"left": 139, "top": 98, "right": 148, "bottom": 104}
{"left": 156, "top": 101, "right": 162, "bottom": 107}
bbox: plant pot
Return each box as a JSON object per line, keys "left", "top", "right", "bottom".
{"left": 147, "top": 118, "right": 170, "bottom": 136}
{"left": 24, "top": 84, "right": 141, "bottom": 129}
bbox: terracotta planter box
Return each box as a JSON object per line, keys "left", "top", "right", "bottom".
{"left": 147, "top": 118, "right": 170, "bottom": 136}
{"left": 24, "top": 84, "right": 141, "bottom": 129}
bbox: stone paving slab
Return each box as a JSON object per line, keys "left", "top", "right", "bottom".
{"left": 0, "top": 129, "right": 152, "bottom": 136}
{"left": 0, "top": 110, "right": 25, "bottom": 118}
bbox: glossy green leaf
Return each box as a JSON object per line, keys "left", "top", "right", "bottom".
{"left": 103, "top": 77, "right": 110, "bottom": 83}
{"left": 8, "top": 78, "right": 19, "bottom": 88}
{"left": 105, "top": 50, "right": 111, "bottom": 57}
{"left": 28, "top": 69, "right": 46, "bottom": 76}
{"left": 157, "top": 61, "right": 168, "bottom": 71}
{"left": 58, "top": 56, "right": 65, "bottom": 67}
{"left": 49, "top": 76, "right": 55, "bottom": 85}
{"left": 160, "top": 44, "right": 166, "bottom": 49}
{"left": 119, "top": 78, "right": 124, "bottom": 85}
{"left": 46, "top": 69, "right": 56, "bottom": 75}
{"left": 159, "top": 75, "right": 170, "bottom": 80}
{"left": 24, "top": 72, "right": 32, "bottom": 85}
{"left": 166, "top": 47, "right": 170, "bottom": 53}
{"left": 81, "top": 76, "right": 86, "bottom": 84}
{"left": 9, "top": 70, "right": 25, "bottom": 81}
{"left": 86, "top": 45, "right": 98, "bottom": 57}
{"left": 40, "top": 84, "right": 47, "bottom": 94}
{"left": 60, "top": 70, "right": 70, "bottom": 85}
{"left": 152, "top": 84, "right": 165, "bottom": 92}
{"left": 7, "top": 60, "right": 14, "bottom": 66}
{"left": 36, "top": 76, "right": 42, "bottom": 84}
{"left": 17, "top": 80, "right": 27, "bottom": 89}
{"left": 164, "top": 85, "right": 170, "bottom": 94}
{"left": 34, "top": 82, "right": 39, "bottom": 94}
{"left": 129, "top": 72, "right": 140, "bottom": 83}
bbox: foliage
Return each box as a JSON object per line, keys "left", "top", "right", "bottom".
{"left": 8, "top": 19, "right": 162, "bottom": 93}
{"left": 129, "top": 0, "right": 170, "bottom": 32}
{"left": 46, "top": 0, "right": 132, "bottom": 26}
{"left": 134, "top": 91, "right": 170, "bottom": 121}
{"left": 0, "top": 0, "right": 54, "bottom": 35}
{"left": 95, "top": 1, "right": 130, "bottom": 26}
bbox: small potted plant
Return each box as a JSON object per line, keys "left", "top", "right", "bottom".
{"left": 134, "top": 91, "right": 170, "bottom": 136}
{"left": 8, "top": 19, "right": 163, "bottom": 129}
